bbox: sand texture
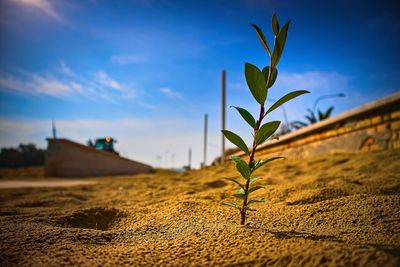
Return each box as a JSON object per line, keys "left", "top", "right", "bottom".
{"left": 0, "top": 150, "right": 399, "bottom": 266}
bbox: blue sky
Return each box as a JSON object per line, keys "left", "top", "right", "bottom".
{"left": 0, "top": 0, "right": 399, "bottom": 168}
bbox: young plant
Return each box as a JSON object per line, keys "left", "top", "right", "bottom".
{"left": 222, "top": 14, "right": 309, "bottom": 225}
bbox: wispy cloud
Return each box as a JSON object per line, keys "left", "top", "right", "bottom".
{"left": 0, "top": 63, "right": 138, "bottom": 101}
{"left": 94, "top": 70, "right": 137, "bottom": 99}
{"left": 59, "top": 60, "right": 73, "bottom": 76}
{"left": 9, "top": 0, "right": 63, "bottom": 22}
{"left": 275, "top": 71, "right": 350, "bottom": 92}
{"left": 95, "top": 71, "right": 122, "bottom": 91}
{"left": 0, "top": 71, "right": 74, "bottom": 97}
{"left": 229, "top": 71, "right": 350, "bottom": 93}
{"left": 111, "top": 54, "right": 147, "bottom": 65}
{"left": 159, "top": 87, "right": 183, "bottom": 99}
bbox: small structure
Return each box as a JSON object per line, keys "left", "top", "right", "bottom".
{"left": 88, "top": 136, "right": 119, "bottom": 155}
{"left": 45, "top": 138, "right": 153, "bottom": 177}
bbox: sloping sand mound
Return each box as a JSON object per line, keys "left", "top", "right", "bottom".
{"left": 0, "top": 150, "right": 399, "bottom": 266}
{"left": 59, "top": 207, "right": 125, "bottom": 231}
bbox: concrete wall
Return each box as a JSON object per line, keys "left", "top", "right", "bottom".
{"left": 45, "top": 139, "right": 153, "bottom": 177}
{"left": 232, "top": 92, "right": 400, "bottom": 160}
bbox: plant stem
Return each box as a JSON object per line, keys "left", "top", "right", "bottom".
{"left": 240, "top": 104, "right": 264, "bottom": 225}
{"left": 240, "top": 59, "right": 274, "bottom": 226}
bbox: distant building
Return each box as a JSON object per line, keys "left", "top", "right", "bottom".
{"left": 45, "top": 138, "right": 153, "bottom": 177}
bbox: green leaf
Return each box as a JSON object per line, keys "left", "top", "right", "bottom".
{"left": 265, "top": 90, "right": 310, "bottom": 115}
{"left": 324, "top": 106, "right": 334, "bottom": 119}
{"left": 248, "top": 197, "right": 267, "bottom": 205}
{"left": 222, "top": 130, "right": 250, "bottom": 155}
{"left": 254, "top": 121, "right": 281, "bottom": 145}
{"left": 271, "top": 20, "right": 291, "bottom": 66}
{"left": 231, "top": 156, "right": 243, "bottom": 163}
{"left": 254, "top": 157, "right": 285, "bottom": 171}
{"left": 236, "top": 160, "right": 251, "bottom": 179}
{"left": 233, "top": 188, "right": 246, "bottom": 199}
{"left": 235, "top": 188, "right": 245, "bottom": 195}
{"left": 224, "top": 178, "right": 244, "bottom": 189}
{"left": 252, "top": 159, "right": 261, "bottom": 169}
{"left": 245, "top": 63, "right": 267, "bottom": 105}
{"left": 245, "top": 206, "right": 256, "bottom": 211}
{"left": 291, "top": 121, "right": 308, "bottom": 129}
{"left": 222, "top": 202, "right": 241, "bottom": 210}
{"left": 249, "top": 177, "right": 259, "bottom": 185}
{"left": 250, "top": 23, "right": 271, "bottom": 55}
{"left": 262, "top": 66, "right": 278, "bottom": 88}
{"left": 248, "top": 185, "right": 264, "bottom": 194}
{"left": 272, "top": 13, "right": 279, "bottom": 36}
{"left": 231, "top": 106, "right": 256, "bottom": 128}
{"left": 318, "top": 110, "right": 324, "bottom": 121}
{"left": 305, "top": 108, "right": 317, "bottom": 124}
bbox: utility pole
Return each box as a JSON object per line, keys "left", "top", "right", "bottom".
{"left": 203, "top": 113, "right": 208, "bottom": 167}
{"left": 171, "top": 153, "right": 175, "bottom": 168}
{"left": 164, "top": 150, "right": 169, "bottom": 169}
{"left": 156, "top": 154, "right": 161, "bottom": 168}
{"left": 221, "top": 70, "right": 226, "bottom": 164}
{"left": 188, "top": 147, "right": 192, "bottom": 170}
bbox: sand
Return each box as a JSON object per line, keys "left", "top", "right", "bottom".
{"left": 0, "top": 150, "right": 399, "bottom": 266}
{"left": 0, "top": 180, "right": 97, "bottom": 189}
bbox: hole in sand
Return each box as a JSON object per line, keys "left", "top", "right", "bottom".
{"left": 333, "top": 158, "right": 350, "bottom": 165}
{"left": 61, "top": 207, "right": 123, "bottom": 231}
{"left": 204, "top": 180, "right": 227, "bottom": 188}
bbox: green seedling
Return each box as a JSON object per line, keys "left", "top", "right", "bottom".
{"left": 222, "top": 14, "right": 309, "bottom": 225}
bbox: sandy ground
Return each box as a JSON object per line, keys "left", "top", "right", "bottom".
{"left": 0, "top": 150, "right": 399, "bottom": 266}
{"left": 0, "top": 180, "right": 97, "bottom": 189}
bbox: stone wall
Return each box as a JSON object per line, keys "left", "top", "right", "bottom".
{"left": 45, "top": 139, "right": 153, "bottom": 177}
{"left": 232, "top": 92, "right": 400, "bottom": 160}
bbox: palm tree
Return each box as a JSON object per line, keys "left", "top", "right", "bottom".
{"left": 291, "top": 106, "right": 334, "bottom": 129}
{"left": 290, "top": 93, "right": 345, "bottom": 130}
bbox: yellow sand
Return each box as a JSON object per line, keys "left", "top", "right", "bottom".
{"left": 0, "top": 150, "right": 399, "bottom": 266}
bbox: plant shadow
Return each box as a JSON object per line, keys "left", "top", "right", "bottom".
{"left": 247, "top": 227, "right": 343, "bottom": 243}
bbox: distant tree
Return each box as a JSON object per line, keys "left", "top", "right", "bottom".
{"left": 0, "top": 143, "right": 46, "bottom": 168}
{"left": 291, "top": 106, "right": 334, "bottom": 129}
{"left": 87, "top": 139, "right": 94, "bottom": 147}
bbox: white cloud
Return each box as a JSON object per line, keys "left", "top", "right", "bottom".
{"left": 111, "top": 54, "right": 147, "bottom": 65}
{"left": 95, "top": 71, "right": 122, "bottom": 91}
{"left": 0, "top": 65, "right": 139, "bottom": 102}
{"left": 265, "top": 71, "right": 351, "bottom": 124}
{"left": 275, "top": 71, "right": 350, "bottom": 92}
{"left": 59, "top": 60, "right": 73, "bottom": 76}
{"left": 9, "top": 0, "right": 63, "bottom": 22}
{"left": 159, "top": 87, "right": 183, "bottom": 99}
{"left": 230, "top": 71, "right": 350, "bottom": 93}
{"left": 0, "top": 72, "right": 71, "bottom": 97}
{"left": 136, "top": 101, "right": 157, "bottom": 110}
{"left": 70, "top": 82, "right": 82, "bottom": 92}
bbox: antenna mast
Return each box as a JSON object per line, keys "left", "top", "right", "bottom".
{"left": 52, "top": 120, "right": 57, "bottom": 138}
